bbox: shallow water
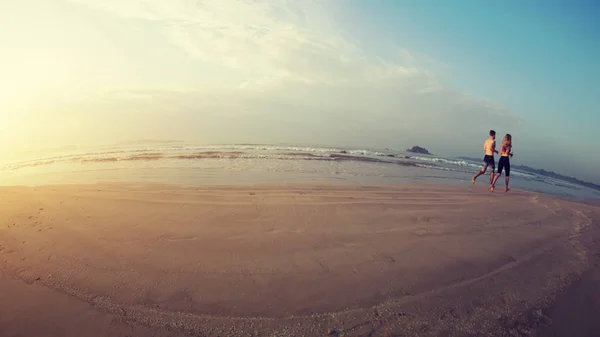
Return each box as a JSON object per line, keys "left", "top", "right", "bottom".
{"left": 2, "top": 144, "right": 599, "bottom": 200}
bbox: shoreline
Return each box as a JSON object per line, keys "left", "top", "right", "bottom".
{"left": 1, "top": 183, "right": 598, "bottom": 336}
{"left": 2, "top": 145, "right": 599, "bottom": 202}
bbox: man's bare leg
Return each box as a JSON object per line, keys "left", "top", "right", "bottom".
{"left": 505, "top": 176, "right": 510, "bottom": 192}
{"left": 472, "top": 170, "right": 484, "bottom": 184}
{"left": 472, "top": 164, "right": 488, "bottom": 184}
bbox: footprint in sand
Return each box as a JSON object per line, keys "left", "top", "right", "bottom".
{"left": 156, "top": 234, "right": 197, "bottom": 243}
{"left": 372, "top": 253, "right": 396, "bottom": 264}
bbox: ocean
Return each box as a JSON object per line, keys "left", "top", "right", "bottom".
{"left": 2, "top": 143, "right": 599, "bottom": 200}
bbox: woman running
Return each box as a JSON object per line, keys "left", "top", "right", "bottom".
{"left": 491, "top": 134, "right": 513, "bottom": 192}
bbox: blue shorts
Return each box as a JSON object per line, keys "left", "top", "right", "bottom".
{"left": 482, "top": 155, "right": 495, "bottom": 171}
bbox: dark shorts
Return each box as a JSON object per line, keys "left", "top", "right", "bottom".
{"left": 482, "top": 155, "right": 495, "bottom": 171}
{"left": 498, "top": 156, "right": 510, "bottom": 176}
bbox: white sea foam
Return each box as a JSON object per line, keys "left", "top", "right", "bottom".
{"left": 409, "top": 156, "right": 480, "bottom": 168}
{"left": 158, "top": 145, "right": 344, "bottom": 154}
{"left": 415, "top": 164, "right": 471, "bottom": 173}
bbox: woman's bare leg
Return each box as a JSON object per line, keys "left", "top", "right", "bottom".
{"left": 505, "top": 176, "right": 510, "bottom": 192}
{"left": 490, "top": 173, "right": 501, "bottom": 192}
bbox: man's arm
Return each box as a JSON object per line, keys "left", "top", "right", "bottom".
{"left": 493, "top": 141, "right": 499, "bottom": 154}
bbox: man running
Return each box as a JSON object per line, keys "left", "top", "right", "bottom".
{"left": 472, "top": 130, "right": 498, "bottom": 185}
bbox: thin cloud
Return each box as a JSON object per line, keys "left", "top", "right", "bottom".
{"left": 55, "top": 0, "right": 524, "bottom": 151}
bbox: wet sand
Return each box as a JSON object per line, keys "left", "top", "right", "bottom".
{"left": 538, "top": 249, "right": 600, "bottom": 337}
{"left": 0, "top": 184, "right": 598, "bottom": 336}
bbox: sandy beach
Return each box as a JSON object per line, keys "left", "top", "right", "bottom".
{"left": 0, "top": 184, "right": 599, "bottom": 336}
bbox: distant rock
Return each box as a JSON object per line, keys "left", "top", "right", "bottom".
{"left": 405, "top": 146, "right": 432, "bottom": 155}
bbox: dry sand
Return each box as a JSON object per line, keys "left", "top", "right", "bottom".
{"left": 0, "top": 184, "right": 599, "bottom": 337}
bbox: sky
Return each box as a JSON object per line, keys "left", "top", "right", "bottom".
{"left": 0, "top": 0, "right": 598, "bottom": 183}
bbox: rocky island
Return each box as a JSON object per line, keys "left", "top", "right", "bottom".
{"left": 405, "top": 146, "right": 432, "bottom": 155}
